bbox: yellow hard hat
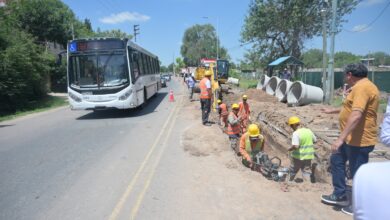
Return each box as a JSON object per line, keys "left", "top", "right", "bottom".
{"left": 204, "top": 70, "right": 212, "bottom": 76}
{"left": 217, "top": 99, "right": 222, "bottom": 104}
{"left": 248, "top": 124, "right": 260, "bottom": 137}
{"left": 288, "top": 116, "right": 300, "bottom": 125}
{"left": 232, "top": 103, "right": 239, "bottom": 109}
{"left": 242, "top": 95, "right": 248, "bottom": 100}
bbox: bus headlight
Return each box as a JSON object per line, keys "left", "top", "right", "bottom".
{"left": 119, "top": 90, "right": 132, "bottom": 100}
{"left": 68, "top": 92, "right": 81, "bottom": 102}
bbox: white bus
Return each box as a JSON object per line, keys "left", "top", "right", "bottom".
{"left": 67, "top": 38, "right": 161, "bottom": 110}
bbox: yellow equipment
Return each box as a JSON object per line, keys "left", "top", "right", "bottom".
{"left": 248, "top": 124, "right": 260, "bottom": 137}
{"left": 217, "top": 99, "right": 222, "bottom": 104}
{"left": 242, "top": 95, "right": 248, "bottom": 100}
{"left": 288, "top": 116, "right": 300, "bottom": 125}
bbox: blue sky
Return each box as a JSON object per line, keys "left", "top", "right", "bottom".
{"left": 62, "top": 0, "right": 390, "bottom": 66}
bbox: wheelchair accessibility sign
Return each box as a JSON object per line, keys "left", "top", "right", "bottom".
{"left": 69, "top": 42, "right": 77, "bottom": 52}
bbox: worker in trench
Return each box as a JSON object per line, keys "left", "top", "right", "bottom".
{"left": 239, "top": 124, "right": 265, "bottom": 168}
{"left": 217, "top": 99, "right": 228, "bottom": 128}
{"left": 227, "top": 103, "right": 242, "bottom": 153}
{"left": 287, "top": 116, "right": 317, "bottom": 183}
{"left": 238, "top": 95, "right": 251, "bottom": 133}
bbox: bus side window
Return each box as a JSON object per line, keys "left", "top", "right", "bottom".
{"left": 147, "top": 56, "right": 151, "bottom": 75}
{"left": 138, "top": 53, "right": 144, "bottom": 76}
{"left": 142, "top": 54, "right": 148, "bottom": 75}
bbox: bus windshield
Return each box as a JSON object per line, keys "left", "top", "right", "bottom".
{"left": 69, "top": 52, "right": 129, "bottom": 89}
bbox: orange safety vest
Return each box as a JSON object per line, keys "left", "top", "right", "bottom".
{"left": 219, "top": 103, "right": 228, "bottom": 116}
{"left": 239, "top": 102, "right": 250, "bottom": 118}
{"left": 227, "top": 112, "right": 240, "bottom": 135}
{"left": 199, "top": 78, "right": 211, "bottom": 99}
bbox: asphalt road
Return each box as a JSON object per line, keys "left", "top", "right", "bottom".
{"left": 0, "top": 78, "right": 187, "bottom": 220}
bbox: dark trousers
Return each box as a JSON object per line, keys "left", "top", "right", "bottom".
{"left": 331, "top": 143, "right": 374, "bottom": 197}
{"left": 200, "top": 99, "right": 211, "bottom": 124}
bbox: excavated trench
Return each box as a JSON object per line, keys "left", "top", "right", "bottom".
{"left": 221, "top": 87, "right": 390, "bottom": 183}
{"left": 221, "top": 88, "right": 338, "bottom": 183}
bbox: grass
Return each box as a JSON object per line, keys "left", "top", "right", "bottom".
{"left": 239, "top": 78, "right": 258, "bottom": 89}
{"left": 0, "top": 96, "right": 68, "bottom": 122}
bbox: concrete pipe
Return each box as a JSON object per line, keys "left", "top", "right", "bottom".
{"left": 275, "top": 79, "right": 293, "bottom": 102}
{"left": 265, "top": 76, "right": 281, "bottom": 96}
{"left": 287, "top": 81, "right": 324, "bottom": 106}
{"left": 257, "top": 74, "right": 270, "bottom": 90}
{"left": 227, "top": 77, "right": 240, "bottom": 85}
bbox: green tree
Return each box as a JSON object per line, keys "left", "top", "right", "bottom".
{"left": 242, "top": 48, "right": 263, "bottom": 70}
{"left": 180, "top": 24, "right": 228, "bottom": 66}
{"left": 334, "top": 51, "right": 360, "bottom": 68}
{"left": 368, "top": 52, "right": 390, "bottom": 66}
{"left": 95, "top": 28, "right": 133, "bottom": 39}
{"left": 241, "top": 0, "right": 359, "bottom": 67}
{"left": 8, "top": 0, "right": 75, "bottom": 47}
{"left": 302, "top": 49, "right": 323, "bottom": 68}
{"left": 84, "top": 18, "right": 93, "bottom": 32}
{"left": 0, "top": 25, "right": 52, "bottom": 113}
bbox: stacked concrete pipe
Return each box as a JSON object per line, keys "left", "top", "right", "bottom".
{"left": 257, "top": 74, "right": 270, "bottom": 90}
{"left": 227, "top": 77, "right": 240, "bottom": 85}
{"left": 275, "top": 79, "right": 293, "bottom": 102}
{"left": 265, "top": 76, "right": 281, "bottom": 95}
{"left": 287, "top": 81, "right": 324, "bottom": 106}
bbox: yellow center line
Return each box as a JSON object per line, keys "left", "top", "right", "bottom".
{"left": 108, "top": 99, "right": 179, "bottom": 220}
{"left": 130, "top": 97, "right": 182, "bottom": 219}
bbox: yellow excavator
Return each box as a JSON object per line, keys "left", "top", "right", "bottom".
{"left": 194, "top": 59, "right": 229, "bottom": 111}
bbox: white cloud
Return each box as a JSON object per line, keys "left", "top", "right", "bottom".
{"left": 352, "top": 24, "right": 371, "bottom": 32}
{"left": 99, "top": 12, "right": 150, "bottom": 24}
{"left": 360, "top": 0, "right": 385, "bottom": 7}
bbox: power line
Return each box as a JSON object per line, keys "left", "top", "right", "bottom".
{"left": 344, "top": 0, "right": 390, "bottom": 32}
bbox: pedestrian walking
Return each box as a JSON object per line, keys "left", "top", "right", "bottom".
{"left": 186, "top": 74, "right": 195, "bottom": 101}
{"left": 321, "top": 63, "right": 379, "bottom": 216}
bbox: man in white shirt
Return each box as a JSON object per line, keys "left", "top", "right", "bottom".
{"left": 352, "top": 96, "right": 390, "bottom": 219}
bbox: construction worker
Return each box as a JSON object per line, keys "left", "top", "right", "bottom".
{"left": 238, "top": 95, "right": 251, "bottom": 133}
{"left": 239, "top": 124, "right": 265, "bottom": 168}
{"left": 199, "top": 70, "right": 213, "bottom": 126}
{"left": 227, "top": 103, "right": 242, "bottom": 153}
{"left": 287, "top": 116, "right": 317, "bottom": 182}
{"left": 218, "top": 99, "right": 228, "bottom": 128}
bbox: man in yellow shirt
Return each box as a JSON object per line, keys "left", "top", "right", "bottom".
{"left": 321, "top": 63, "right": 379, "bottom": 216}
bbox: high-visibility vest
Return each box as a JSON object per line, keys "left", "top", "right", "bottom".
{"left": 199, "top": 78, "right": 211, "bottom": 99}
{"left": 245, "top": 133, "right": 264, "bottom": 157}
{"left": 219, "top": 103, "right": 228, "bottom": 116}
{"left": 239, "top": 102, "right": 250, "bottom": 118}
{"left": 292, "top": 128, "right": 315, "bottom": 160}
{"left": 227, "top": 112, "right": 240, "bottom": 135}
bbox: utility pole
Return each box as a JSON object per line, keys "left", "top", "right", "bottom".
{"left": 71, "top": 23, "right": 75, "bottom": 40}
{"left": 325, "top": 0, "right": 337, "bottom": 104}
{"left": 217, "top": 16, "right": 219, "bottom": 60}
{"left": 133, "top": 24, "right": 140, "bottom": 42}
{"left": 321, "top": 0, "right": 328, "bottom": 103}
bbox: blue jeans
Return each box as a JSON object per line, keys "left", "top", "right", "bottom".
{"left": 331, "top": 143, "right": 374, "bottom": 197}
